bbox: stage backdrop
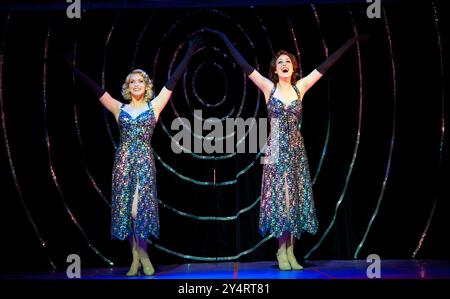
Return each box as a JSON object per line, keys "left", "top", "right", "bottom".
{"left": 0, "top": 0, "right": 448, "bottom": 272}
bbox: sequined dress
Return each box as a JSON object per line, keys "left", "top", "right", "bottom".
{"left": 111, "top": 101, "right": 159, "bottom": 240}
{"left": 259, "top": 85, "right": 318, "bottom": 239}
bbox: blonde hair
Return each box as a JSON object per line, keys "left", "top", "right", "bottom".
{"left": 121, "top": 69, "right": 154, "bottom": 102}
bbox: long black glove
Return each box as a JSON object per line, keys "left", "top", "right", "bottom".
{"left": 316, "top": 35, "right": 368, "bottom": 75}
{"left": 60, "top": 54, "right": 106, "bottom": 99}
{"left": 204, "top": 29, "right": 254, "bottom": 76}
{"left": 72, "top": 67, "right": 106, "bottom": 98}
{"left": 165, "top": 36, "right": 202, "bottom": 91}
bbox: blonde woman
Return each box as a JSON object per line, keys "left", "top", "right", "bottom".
{"left": 66, "top": 37, "right": 201, "bottom": 275}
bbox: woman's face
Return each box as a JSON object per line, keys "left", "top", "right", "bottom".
{"left": 128, "top": 73, "right": 146, "bottom": 99}
{"left": 275, "top": 54, "right": 293, "bottom": 80}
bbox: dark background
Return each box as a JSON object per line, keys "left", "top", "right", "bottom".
{"left": 0, "top": 0, "right": 449, "bottom": 273}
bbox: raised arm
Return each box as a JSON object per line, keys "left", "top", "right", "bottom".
{"left": 64, "top": 58, "right": 122, "bottom": 119}
{"left": 297, "top": 35, "right": 367, "bottom": 98}
{"left": 205, "top": 29, "right": 274, "bottom": 101}
{"left": 151, "top": 37, "right": 201, "bottom": 121}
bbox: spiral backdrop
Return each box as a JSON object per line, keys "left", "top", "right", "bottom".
{"left": 0, "top": 0, "right": 448, "bottom": 273}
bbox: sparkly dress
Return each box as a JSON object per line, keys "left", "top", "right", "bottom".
{"left": 111, "top": 101, "right": 159, "bottom": 240}
{"left": 259, "top": 85, "right": 318, "bottom": 239}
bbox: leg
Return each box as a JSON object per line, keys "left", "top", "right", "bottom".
{"left": 130, "top": 178, "right": 155, "bottom": 275}
{"left": 126, "top": 230, "right": 141, "bottom": 276}
{"left": 137, "top": 238, "right": 154, "bottom": 275}
{"left": 126, "top": 185, "right": 141, "bottom": 275}
{"left": 276, "top": 231, "right": 291, "bottom": 270}
{"left": 283, "top": 172, "right": 303, "bottom": 270}
{"left": 286, "top": 233, "right": 303, "bottom": 270}
{"left": 126, "top": 180, "right": 145, "bottom": 276}
{"left": 275, "top": 173, "right": 292, "bottom": 270}
{"left": 131, "top": 178, "right": 139, "bottom": 220}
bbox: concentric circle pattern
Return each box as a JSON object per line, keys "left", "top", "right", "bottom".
{"left": 0, "top": 1, "right": 447, "bottom": 269}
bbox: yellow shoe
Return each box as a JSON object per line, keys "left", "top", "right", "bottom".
{"left": 126, "top": 260, "right": 141, "bottom": 276}
{"left": 276, "top": 251, "right": 292, "bottom": 271}
{"left": 287, "top": 247, "right": 303, "bottom": 270}
{"left": 140, "top": 257, "right": 155, "bottom": 276}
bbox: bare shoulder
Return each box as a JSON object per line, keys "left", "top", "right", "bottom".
{"left": 99, "top": 92, "right": 122, "bottom": 120}
{"left": 296, "top": 70, "right": 323, "bottom": 97}
{"left": 248, "top": 70, "right": 274, "bottom": 102}
{"left": 295, "top": 79, "right": 305, "bottom": 99}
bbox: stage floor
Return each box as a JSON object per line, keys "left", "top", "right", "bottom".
{"left": 2, "top": 259, "right": 450, "bottom": 280}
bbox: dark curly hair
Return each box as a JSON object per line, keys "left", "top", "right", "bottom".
{"left": 269, "top": 50, "right": 299, "bottom": 85}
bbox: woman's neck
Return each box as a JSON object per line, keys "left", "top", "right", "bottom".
{"left": 277, "top": 78, "right": 292, "bottom": 90}
{"left": 129, "top": 96, "right": 146, "bottom": 108}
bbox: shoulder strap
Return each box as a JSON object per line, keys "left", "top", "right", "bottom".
{"left": 292, "top": 84, "right": 301, "bottom": 99}
{"left": 147, "top": 100, "right": 156, "bottom": 119}
{"left": 269, "top": 86, "right": 276, "bottom": 99}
